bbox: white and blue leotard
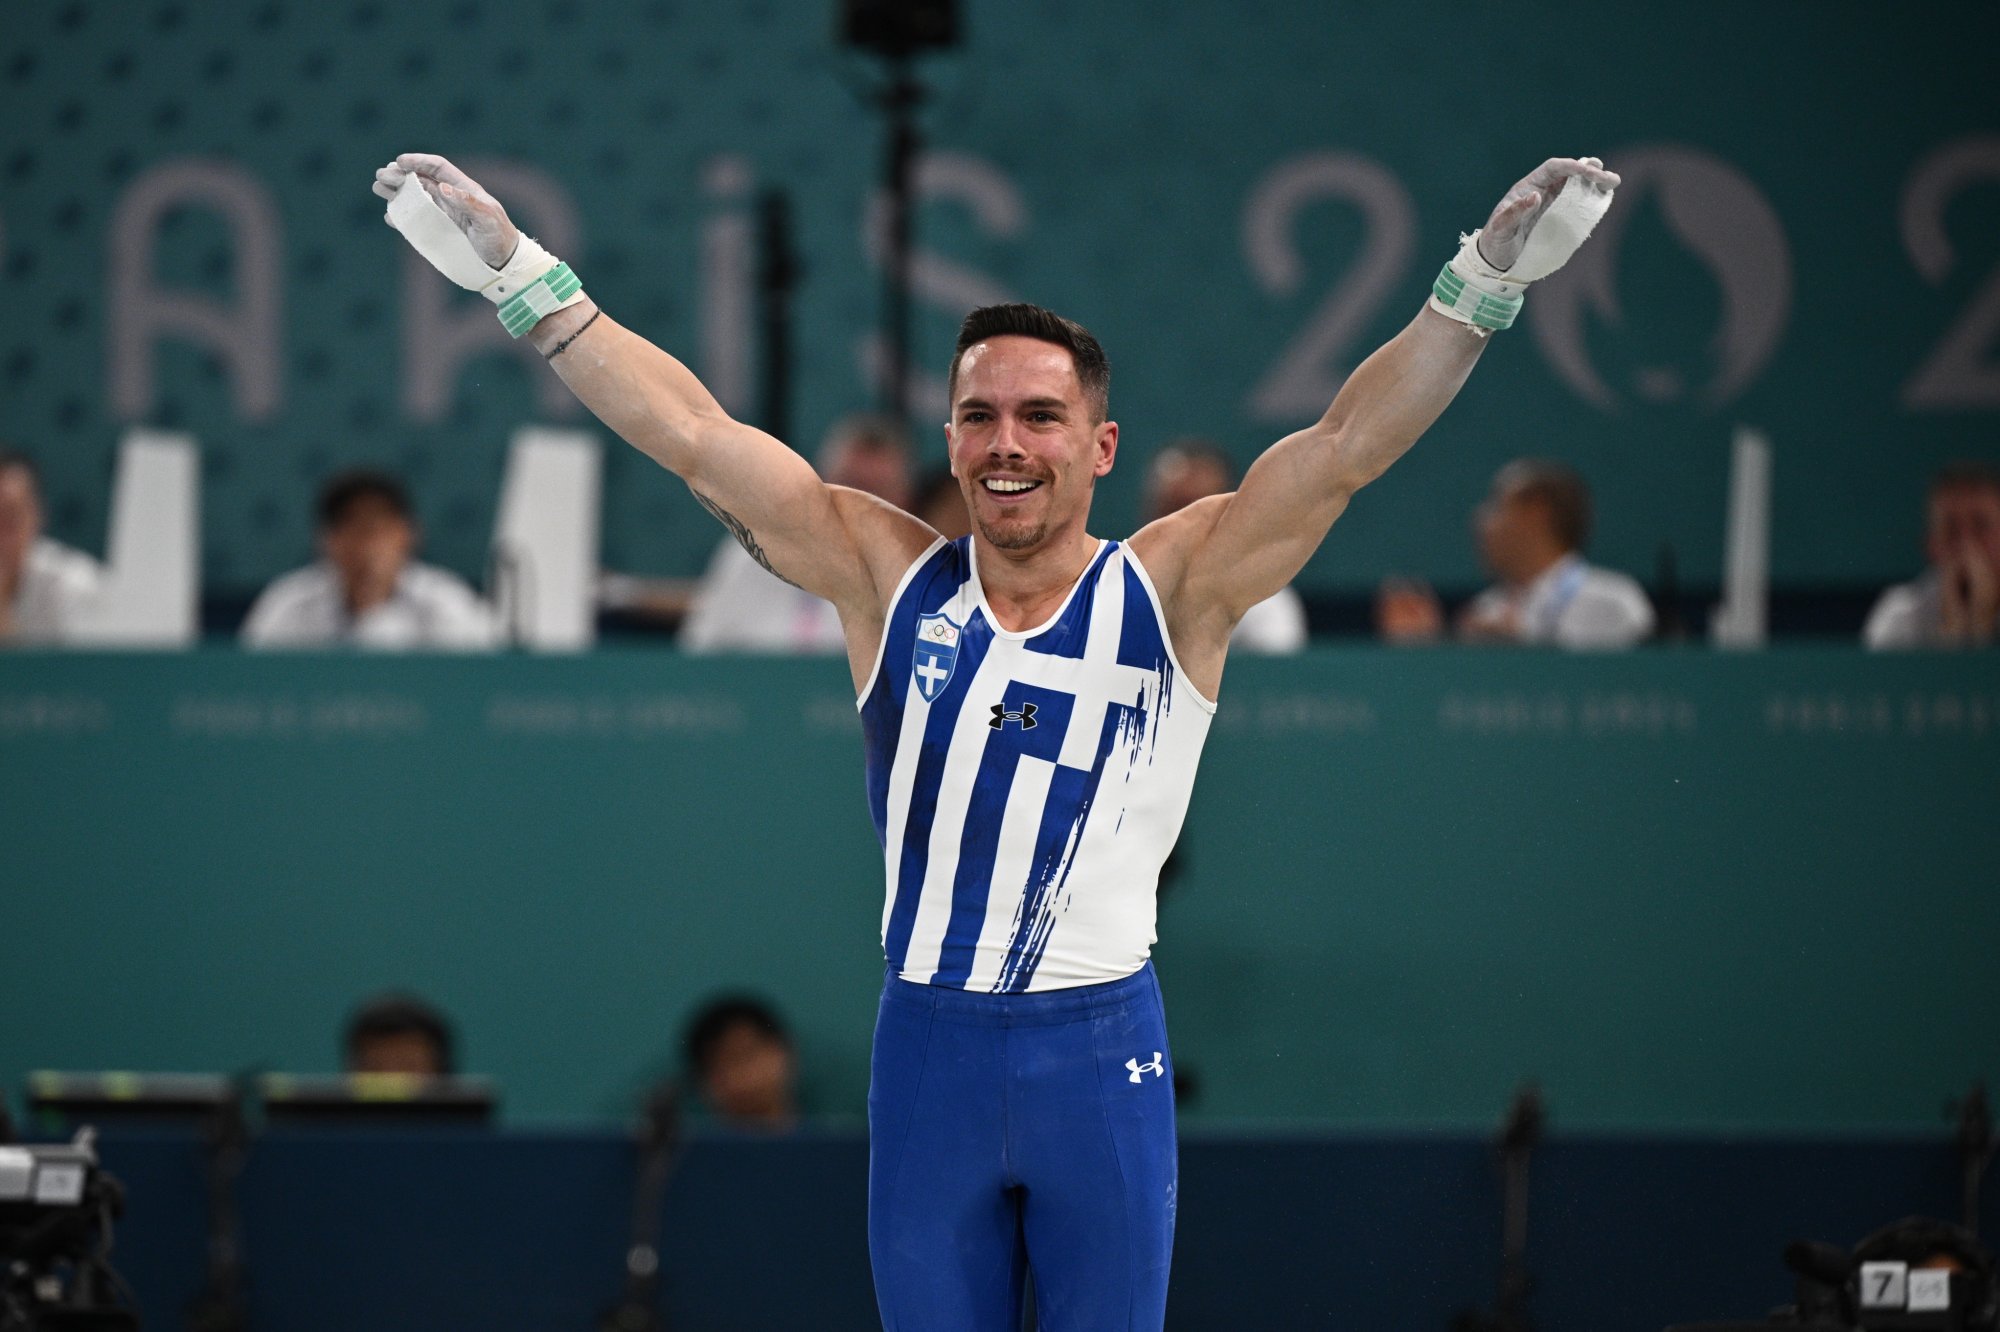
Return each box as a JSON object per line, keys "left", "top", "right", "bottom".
{"left": 858, "top": 536, "right": 1217, "bottom": 993}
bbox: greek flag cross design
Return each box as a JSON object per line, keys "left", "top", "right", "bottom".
{"left": 912, "top": 613, "right": 960, "bottom": 702}
{"left": 860, "top": 538, "right": 1216, "bottom": 995}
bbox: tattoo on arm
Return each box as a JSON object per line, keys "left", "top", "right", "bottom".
{"left": 694, "top": 492, "right": 800, "bottom": 588}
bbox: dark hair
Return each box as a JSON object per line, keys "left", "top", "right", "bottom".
{"left": 343, "top": 991, "right": 456, "bottom": 1075}
{"left": 0, "top": 448, "right": 39, "bottom": 486}
{"left": 824, "top": 412, "right": 913, "bottom": 456}
{"left": 317, "top": 469, "right": 413, "bottom": 530}
{"left": 1496, "top": 458, "right": 1593, "bottom": 552}
{"left": 1930, "top": 459, "right": 2000, "bottom": 498}
{"left": 947, "top": 303, "right": 1110, "bottom": 421}
{"left": 683, "top": 994, "right": 790, "bottom": 1080}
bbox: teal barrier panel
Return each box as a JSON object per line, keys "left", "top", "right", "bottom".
{"left": 1, "top": 2, "right": 1996, "bottom": 594}
{"left": 2, "top": 648, "right": 1994, "bottom": 1128}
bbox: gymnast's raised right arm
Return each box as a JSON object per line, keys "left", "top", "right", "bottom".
{"left": 371, "top": 153, "right": 934, "bottom": 627}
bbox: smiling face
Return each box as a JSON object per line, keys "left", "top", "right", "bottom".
{"left": 946, "top": 335, "right": 1117, "bottom": 555}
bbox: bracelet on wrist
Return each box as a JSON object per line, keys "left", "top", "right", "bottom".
{"left": 543, "top": 309, "right": 603, "bottom": 360}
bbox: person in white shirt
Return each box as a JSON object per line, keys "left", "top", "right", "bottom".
{"left": 0, "top": 450, "right": 104, "bottom": 647}
{"left": 1378, "top": 458, "right": 1653, "bottom": 649}
{"left": 241, "top": 470, "right": 498, "bottom": 650}
{"left": 1864, "top": 462, "right": 2000, "bottom": 650}
{"left": 680, "top": 415, "right": 915, "bottom": 654}
{"left": 1142, "top": 438, "right": 1308, "bottom": 653}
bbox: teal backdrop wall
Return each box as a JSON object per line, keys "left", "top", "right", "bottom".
{"left": 4, "top": 648, "right": 1995, "bottom": 1129}
{"left": 2, "top": 0, "right": 1998, "bottom": 599}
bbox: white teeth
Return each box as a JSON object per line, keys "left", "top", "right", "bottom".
{"left": 983, "top": 478, "right": 1039, "bottom": 493}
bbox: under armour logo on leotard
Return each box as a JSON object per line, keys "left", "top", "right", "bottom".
{"left": 988, "top": 702, "right": 1038, "bottom": 731}
{"left": 1126, "top": 1053, "right": 1164, "bottom": 1083}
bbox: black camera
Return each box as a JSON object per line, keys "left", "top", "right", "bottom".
{"left": 1669, "top": 1217, "right": 1998, "bottom": 1332}
{"left": 0, "top": 1131, "right": 138, "bottom": 1332}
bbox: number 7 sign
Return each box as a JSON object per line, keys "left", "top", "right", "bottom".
{"left": 1859, "top": 1260, "right": 1909, "bottom": 1309}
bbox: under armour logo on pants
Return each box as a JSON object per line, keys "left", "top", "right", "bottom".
{"left": 1126, "top": 1053, "right": 1164, "bottom": 1083}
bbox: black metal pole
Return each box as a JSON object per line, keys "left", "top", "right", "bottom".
{"left": 1452, "top": 1085, "right": 1542, "bottom": 1332}
{"left": 880, "top": 53, "right": 923, "bottom": 423}
{"left": 756, "top": 189, "right": 800, "bottom": 445}
{"left": 1653, "top": 541, "right": 1687, "bottom": 643}
{"left": 186, "top": 1088, "right": 250, "bottom": 1332}
{"left": 1494, "top": 1085, "right": 1542, "bottom": 1330}
{"left": 1957, "top": 1082, "right": 1992, "bottom": 1237}
{"left": 600, "top": 1081, "right": 682, "bottom": 1332}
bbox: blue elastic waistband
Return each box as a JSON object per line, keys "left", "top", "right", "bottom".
{"left": 881, "top": 961, "right": 1156, "bottom": 1026}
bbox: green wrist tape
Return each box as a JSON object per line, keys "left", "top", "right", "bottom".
{"left": 1431, "top": 263, "right": 1522, "bottom": 331}
{"left": 496, "top": 262, "right": 585, "bottom": 338}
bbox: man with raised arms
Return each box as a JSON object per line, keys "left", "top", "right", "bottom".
{"left": 372, "top": 150, "right": 1617, "bottom": 1330}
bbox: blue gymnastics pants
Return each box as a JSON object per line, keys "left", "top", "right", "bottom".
{"left": 867, "top": 962, "right": 1177, "bottom": 1331}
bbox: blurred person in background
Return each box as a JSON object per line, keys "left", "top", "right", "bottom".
{"left": 344, "top": 991, "right": 457, "bottom": 1077}
{"left": 1377, "top": 457, "right": 1653, "bottom": 649}
{"left": 603, "top": 434, "right": 943, "bottom": 635}
{"left": 1864, "top": 461, "right": 2000, "bottom": 649}
{"left": 912, "top": 465, "right": 971, "bottom": 541}
{"left": 679, "top": 414, "right": 915, "bottom": 653}
{"left": 241, "top": 469, "right": 498, "bottom": 650}
{"left": 1143, "top": 438, "right": 1307, "bottom": 652}
{"left": 0, "top": 449, "right": 103, "bottom": 646}
{"left": 683, "top": 994, "right": 799, "bottom": 1133}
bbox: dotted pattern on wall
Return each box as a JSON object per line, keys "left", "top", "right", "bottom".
{"left": 1, "top": 1, "right": 1996, "bottom": 593}
{"left": 2, "top": 0, "right": 890, "bottom": 587}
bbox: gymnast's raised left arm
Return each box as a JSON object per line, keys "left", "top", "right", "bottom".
{"left": 1136, "top": 156, "right": 1620, "bottom": 660}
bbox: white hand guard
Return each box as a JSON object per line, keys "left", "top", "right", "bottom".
{"left": 1505, "top": 174, "right": 1615, "bottom": 282}
{"left": 385, "top": 174, "right": 585, "bottom": 337}
{"left": 1429, "top": 173, "right": 1616, "bottom": 336}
